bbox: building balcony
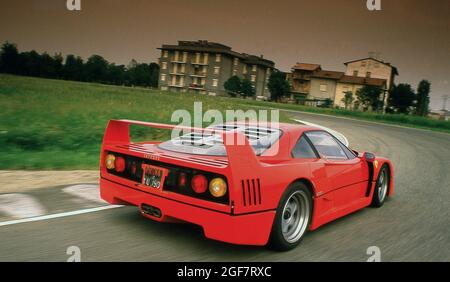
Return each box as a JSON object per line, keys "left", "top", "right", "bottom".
{"left": 168, "top": 84, "right": 185, "bottom": 88}
{"left": 171, "top": 60, "right": 187, "bottom": 64}
{"left": 290, "top": 89, "right": 309, "bottom": 95}
{"left": 188, "top": 83, "right": 205, "bottom": 90}
{"left": 191, "top": 61, "right": 209, "bottom": 66}
{"left": 169, "top": 72, "right": 186, "bottom": 76}
{"left": 189, "top": 73, "right": 207, "bottom": 78}
{"left": 292, "top": 75, "right": 311, "bottom": 81}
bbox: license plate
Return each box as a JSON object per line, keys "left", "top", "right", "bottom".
{"left": 141, "top": 164, "right": 168, "bottom": 189}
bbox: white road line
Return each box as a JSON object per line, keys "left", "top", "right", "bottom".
{"left": 293, "top": 119, "right": 350, "bottom": 146}
{"left": 0, "top": 194, "right": 47, "bottom": 219}
{"left": 0, "top": 205, "right": 123, "bottom": 227}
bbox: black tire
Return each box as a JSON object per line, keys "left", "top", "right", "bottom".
{"left": 371, "top": 165, "right": 390, "bottom": 208}
{"left": 269, "top": 182, "right": 313, "bottom": 251}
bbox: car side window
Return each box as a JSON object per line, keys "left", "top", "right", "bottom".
{"left": 338, "top": 142, "right": 357, "bottom": 159}
{"left": 292, "top": 136, "right": 318, "bottom": 159}
{"left": 305, "top": 131, "right": 348, "bottom": 159}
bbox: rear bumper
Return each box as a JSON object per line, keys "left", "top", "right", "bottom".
{"left": 100, "top": 178, "right": 275, "bottom": 246}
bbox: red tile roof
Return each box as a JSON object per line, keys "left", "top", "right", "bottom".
{"left": 311, "top": 70, "right": 344, "bottom": 80}
{"left": 339, "top": 75, "right": 387, "bottom": 87}
{"left": 292, "top": 63, "right": 321, "bottom": 71}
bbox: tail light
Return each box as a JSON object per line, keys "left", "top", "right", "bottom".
{"left": 191, "top": 174, "right": 208, "bottom": 193}
{"left": 209, "top": 178, "right": 227, "bottom": 198}
{"left": 105, "top": 154, "right": 116, "bottom": 170}
{"left": 115, "top": 156, "right": 126, "bottom": 172}
{"left": 130, "top": 161, "right": 137, "bottom": 175}
{"left": 178, "top": 172, "right": 187, "bottom": 187}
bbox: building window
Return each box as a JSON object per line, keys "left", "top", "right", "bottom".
{"left": 232, "top": 69, "right": 237, "bottom": 76}
{"left": 252, "top": 65, "right": 257, "bottom": 72}
{"left": 320, "top": 84, "right": 328, "bottom": 92}
{"left": 161, "top": 62, "right": 167, "bottom": 70}
{"left": 212, "top": 79, "right": 219, "bottom": 87}
{"left": 251, "top": 74, "right": 256, "bottom": 82}
{"left": 195, "top": 53, "right": 201, "bottom": 64}
{"left": 160, "top": 74, "right": 166, "bottom": 81}
{"left": 173, "top": 51, "right": 180, "bottom": 61}
{"left": 353, "top": 70, "right": 359, "bottom": 76}
{"left": 243, "top": 65, "right": 248, "bottom": 74}
{"left": 214, "top": 66, "right": 220, "bottom": 75}
{"left": 180, "top": 64, "right": 186, "bottom": 73}
{"left": 234, "top": 58, "right": 239, "bottom": 66}
{"left": 183, "top": 52, "right": 188, "bottom": 62}
{"left": 216, "top": 54, "right": 221, "bottom": 63}
{"left": 366, "top": 72, "right": 372, "bottom": 78}
{"left": 266, "top": 68, "right": 271, "bottom": 79}
{"left": 203, "top": 53, "right": 209, "bottom": 64}
{"left": 162, "top": 50, "right": 168, "bottom": 58}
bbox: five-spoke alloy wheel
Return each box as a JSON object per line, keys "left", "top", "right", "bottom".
{"left": 270, "top": 182, "right": 312, "bottom": 251}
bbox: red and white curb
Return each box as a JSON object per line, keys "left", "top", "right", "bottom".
{"left": 0, "top": 185, "right": 122, "bottom": 227}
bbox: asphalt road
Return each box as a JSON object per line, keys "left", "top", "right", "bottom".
{"left": 1, "top": 111, "right": 449, "bottom": 262}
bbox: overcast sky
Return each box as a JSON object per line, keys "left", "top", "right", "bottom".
{"left": 1, "top": 0, "right": 449, "bottom": 109}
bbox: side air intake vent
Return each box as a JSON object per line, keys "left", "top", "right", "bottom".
{"left": 241, "top": 179, "right": 262, "bottom": 206}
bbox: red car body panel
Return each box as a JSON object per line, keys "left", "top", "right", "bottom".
{"left": 100, "top": 119, "right": 394, "bottom": 246}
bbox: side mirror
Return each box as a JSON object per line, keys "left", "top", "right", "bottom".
{"left": 363, "top": 152, "right": 376, "bottom": 162}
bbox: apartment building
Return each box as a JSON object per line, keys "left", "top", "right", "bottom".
{"left": 158, "top": 40, "right": 275, "bottom": 98}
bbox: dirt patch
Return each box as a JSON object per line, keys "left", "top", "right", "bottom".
{"left": 0, "top": 170, "right": 99, "bottom": 193}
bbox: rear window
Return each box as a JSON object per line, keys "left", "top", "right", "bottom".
{"left": 158, "top": 124, "right": 282, "bottom": 156}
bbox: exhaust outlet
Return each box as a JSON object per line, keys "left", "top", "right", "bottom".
{"left": 141, "top": 204, "right": 162, "bottom": 218}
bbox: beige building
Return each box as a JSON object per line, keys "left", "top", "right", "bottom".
{"left": 335, "top": 76, "right": 387, "bottom": 109}
{"left": 344, "top": 57, "right": 398, "bottom": 109}
{"left": 309, "top": 70, "right": 345, "bottom": 101}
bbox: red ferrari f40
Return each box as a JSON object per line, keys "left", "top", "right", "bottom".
{"left": 100, "top": 120, "right": 394, "bottom": 251}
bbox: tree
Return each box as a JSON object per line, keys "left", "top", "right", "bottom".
{"left": 107, "top": 63, "right": 126, "bottom": 85}
{"left": 241, "top": 79, "right": 255, "bottom": 98}
{"left": 224, "top": 75, "right": 241, "bottom": 97}
{"left": 19, "top": 50, "right": 41, "bottom": 77}
{"left": 387, "top": 83, "right": 416, "bottom": 114}
{"left": 64, "top": 55, "right": 84, "bottom": 81}
{"left": 0, "top": 41, "right": 160, "bottom": 87}
{"left": 415, "top": 80, "right": 431, "bottom": 116}
{"left": 0, "top": 42, "right": 20, "bottom": 74}
{"left": 268, "top": 71, "right": 290, "bottom": 102}
{"left": 341, "top": 91, "right": 354, "bottom": 110}
{"left": 148, "top": 62, "right": 160, "bottom": 88}
{"left": 356, "top": 85, "right": 383, "bottom": 111}
{"left": 84, "top": 55, "right": 109, "bottom": 82}
{"left": 39, "top": 52, "right": 60, "bottom": 78}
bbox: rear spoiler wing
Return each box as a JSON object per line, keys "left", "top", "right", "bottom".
{"left": 102, "top": 119, "right": 262, "bottom": 170}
